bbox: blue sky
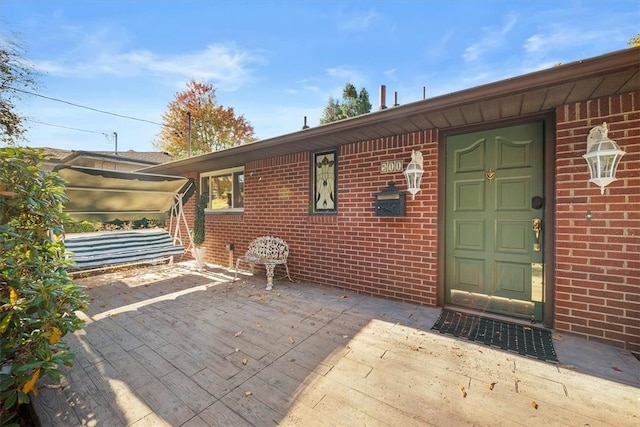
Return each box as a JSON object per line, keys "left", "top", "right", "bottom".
{"left": 2, "top": 1, "right": 638, "bottom": 153}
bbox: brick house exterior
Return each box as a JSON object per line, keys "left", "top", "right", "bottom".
{"left": 554, "top": 95, "right": 639, "bottom": 349}
{"left": 146, "top": 48, "right": 639, "bottom": 351}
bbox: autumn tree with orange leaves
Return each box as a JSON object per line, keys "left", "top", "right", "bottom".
{"left": 154, "top": 80, "right": 255, "bottom": 158}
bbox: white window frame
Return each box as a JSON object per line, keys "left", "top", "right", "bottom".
{"left": 200, "top": 167, "right": 244, "bottom": 212}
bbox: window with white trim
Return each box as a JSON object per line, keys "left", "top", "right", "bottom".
{"left": 200, "top": 167, "right": 244, "bottom": 211}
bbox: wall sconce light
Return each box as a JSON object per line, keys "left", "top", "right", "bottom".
{"left": 583, "top": 122, "right": 625, "bottom": 195}
{"left": 403, "top": 150, "right": 424, "bottom": 199}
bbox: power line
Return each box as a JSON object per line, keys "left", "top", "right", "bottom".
{"left": 25, "top": 118, "right": 109, "bottom": 135}
{"left": 10, "top": 86, "right": 173, "bottom": 128}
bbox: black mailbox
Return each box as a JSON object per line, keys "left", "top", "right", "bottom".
{"left": 375, "top": 181, "right": 406, "bottom": 217}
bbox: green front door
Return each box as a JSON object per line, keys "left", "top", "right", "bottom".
{"left": 445, "top": 122, "right": 545, "bottom": 321}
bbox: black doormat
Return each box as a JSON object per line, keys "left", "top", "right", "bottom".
{"left": 432, "top": 309, "right": 558, "bottom": 362}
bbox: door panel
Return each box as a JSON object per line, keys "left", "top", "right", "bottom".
{"left": 446, "top": 122, "right": 544, "bottom": 321}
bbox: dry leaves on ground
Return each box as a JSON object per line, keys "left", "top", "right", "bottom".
{"left": 458, "top": 385, "right": 467, "bottom": 398}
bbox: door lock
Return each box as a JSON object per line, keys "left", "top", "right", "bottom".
{"left": 532, "top": 218, "right": 542, "bottom": 252}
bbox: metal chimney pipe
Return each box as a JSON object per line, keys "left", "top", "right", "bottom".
{"left": 379, "top": 85, "right": 387, "bottom": 110}
{"left": 423, "top": 86, "right": 426, "bottom": 100}
{"left": 302, "top": 116, "right": 309, "bottom": 129}
{"left": 393, "top": 91, "right": 399, "bottom": 107}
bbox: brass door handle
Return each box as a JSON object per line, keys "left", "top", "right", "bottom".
{"left": 532, "top": 218, "right": 542, "bottom": 252}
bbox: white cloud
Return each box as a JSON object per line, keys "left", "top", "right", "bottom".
{"left": 462, "top": 13, "right": 518, "bottom": 62}
{"left": 383, "top": 68, "right": 397, "bottom": 80}
{"left": 523, "top": 26, "right": 615, "bottom": 54}
{"left": 325, "top": 66, "right": 366, "bottom": 85}
{"left": 336, "top": 8, "right": 380, "bottom": 32}
{"left": 33, "top": 43, "right": 266, "bottom": 92}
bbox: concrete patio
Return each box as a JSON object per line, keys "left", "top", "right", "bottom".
{"left": 33, "top": 262, "right": 639, "bottom": 426}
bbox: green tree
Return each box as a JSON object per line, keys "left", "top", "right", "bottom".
{"left": 0, "top": 34, "right": 39, "bottom": 145}
{"left": 0, "top": 147, "right": 88, "bottom": 425}
{"left": 154, "top": 80, "right": 256, "bottom": 158}
{"left": 320, "top": 83, "right": 372, "bottom": 124}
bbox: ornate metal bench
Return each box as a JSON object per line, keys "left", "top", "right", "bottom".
{"left": 234, "top": 236, "right": 293, "bottom": 290}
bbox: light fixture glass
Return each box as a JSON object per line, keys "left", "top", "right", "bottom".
{"left": 582, "top": 122, "right": 625, "bottom": 195}
{"left": 403, "top": 150, "right": 424, "bottom": 199}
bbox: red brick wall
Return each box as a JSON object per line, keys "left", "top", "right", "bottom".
{"left": 195, "top": 130, "right": 439, "bottom": 306}
{"left": 555, "top": 92, "right": 640, "bottom": 351}
{"left": 184, "top": 92, "right": 639, "bottom": 350}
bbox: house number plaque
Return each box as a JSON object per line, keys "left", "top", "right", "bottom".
{"left": 380, "top": 160, "right": 404, "bottom": 174}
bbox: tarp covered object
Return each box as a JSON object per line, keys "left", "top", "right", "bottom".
{"left": 54, "top": 165, "right": 194, "bottom": 221}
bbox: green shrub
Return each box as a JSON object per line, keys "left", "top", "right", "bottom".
{"left": 192, "top": 194, "right": 207, "bottom": 246}
{"left": 63, "top": 219, "right": 96, "bottom": 233}
{"left": 0, "top": 147, "right": 88, "bottom": 426}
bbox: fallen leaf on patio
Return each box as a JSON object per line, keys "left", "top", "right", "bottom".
{"left": 110, "top": 313, "right": 119, "bottom": 318}
{"left": 235, "top": 330, "right": 243, "bottom": 337}
{"left": 255, "top": 323, "right": 262, "bottom": 328}
{"left": 289, "top": 358, "right": 296, "bottom": 362}
{"left": 340, "top": 295, "right": 348, "bottom": 299}
{"left": 612, "top": 366, "right": 622, "bottom": 372}
{"left": 531, "top": 401, "right": 538, "bottom": 409}
{"left": 288, "top": 335, "right": 295, "bottom": 344}
{"left": 488, "top": 382, "right": 497, "bottom": 390}
{"left": 244, "top": 390, "right": 252, "bottom": 396}
{"left": 280, "top": 308, "right": 286, "bottom": 314}
{"left": 242, "top": 357, "right": 248, "bottom": 365}
{"left": 458, "top": 385, "right": 467, "bottom": 398}
{"left": 552, "top": 334, "right": 564, "bottom": 342}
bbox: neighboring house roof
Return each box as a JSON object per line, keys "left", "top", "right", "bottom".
{"left": 39, "top": 148, "right": 172, "bottom": 167}
{"left": 142, "top": 47, "right": 640, "bottom": 176}
{"left": 60, "top": 150, "right": 172, "bottom": 166}
{"left": 41, "top": 147, "right": 74, "bottom": 161}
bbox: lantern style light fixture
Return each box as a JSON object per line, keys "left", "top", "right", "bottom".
{"left": 582, "top": 122, "right": 625, "bottom": 195}
{"left": 403, "top": 150, "right": 424, "bottom": 199}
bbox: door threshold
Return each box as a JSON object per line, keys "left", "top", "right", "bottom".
{"left": 443, "top": 304, "right": 544, "bottom": 328}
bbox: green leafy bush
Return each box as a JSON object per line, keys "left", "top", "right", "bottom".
{"left": 0, "top": 147, "right": 88, "bottom": 426}
{"left": 62, "top": 219, "right": 97, "bottom": 233}
{"left": 192, "top": 194, "right": 207, "bottom": 246}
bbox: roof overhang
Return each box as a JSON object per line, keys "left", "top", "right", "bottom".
{"left": 143, "top": 47, "right": 640, "bottom": 176}
{"left": 54, "top": 165, "right": 195, "bottom": 221}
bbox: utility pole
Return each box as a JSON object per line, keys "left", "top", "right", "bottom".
{"left": 187, "top": 111, "right": 192, "bottom": 157}
{"left": 113, "top": 132, "right": 118, "bottom": 155}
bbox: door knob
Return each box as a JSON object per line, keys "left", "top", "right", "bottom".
{"left": 532, "top": 218, "right": 542, "bottom": 252}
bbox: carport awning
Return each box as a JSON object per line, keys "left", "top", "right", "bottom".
{"left": 54, "top": 165, "right": 194, "bottom": 221}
